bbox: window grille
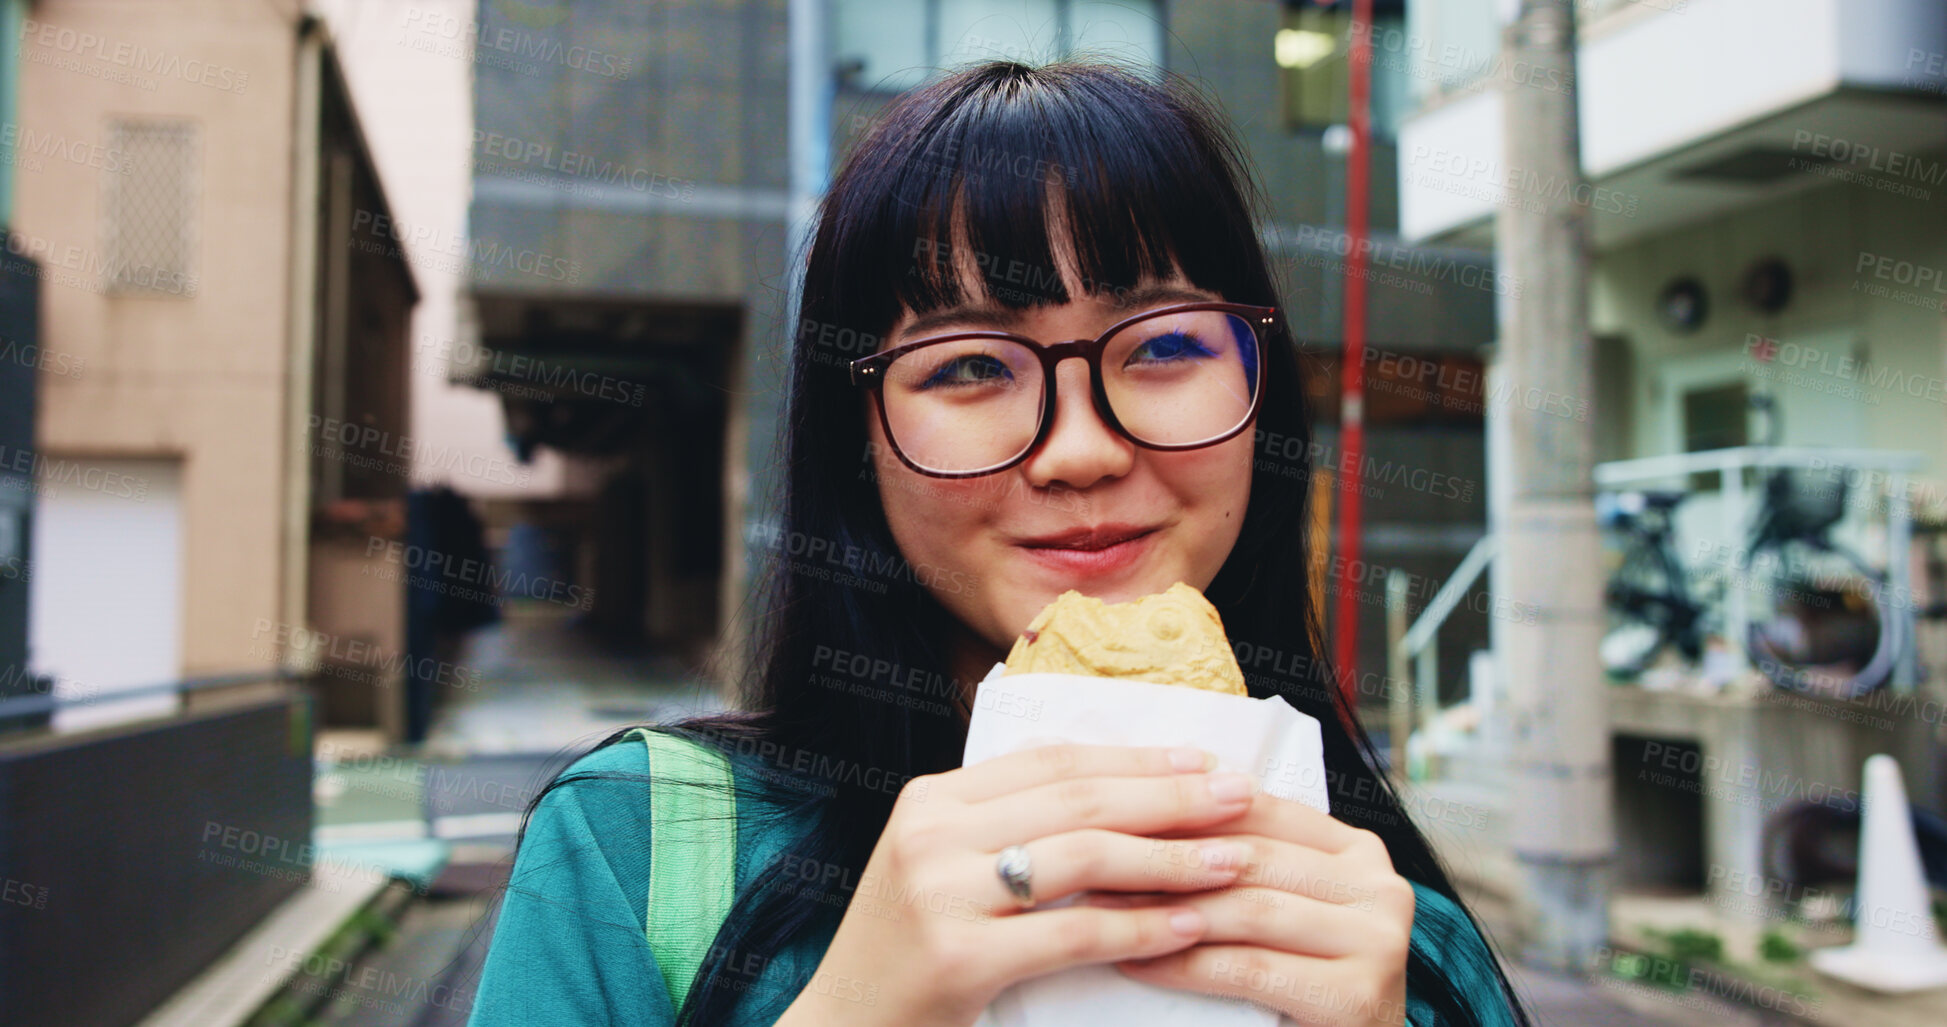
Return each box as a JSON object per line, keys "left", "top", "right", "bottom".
{"left": 102, "top": 120, "right": 198, "bottom": 296}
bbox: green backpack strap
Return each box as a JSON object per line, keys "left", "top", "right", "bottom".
{"left": 626, "top": 727, "right": 739, "bottom": 1012}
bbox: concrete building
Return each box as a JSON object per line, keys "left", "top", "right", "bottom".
{"left": 310, "top": 0, "right": 576, "bottom": 509}
{"left": 1, "top": 5, "right": 425, "bottom": 1023}
{"left": 1395, "top": 0, "right": 1947, "bottom": 938}
{"left": 0, "top": 0, "right": 41, "bottom": 730}
{"left": 12, "top": 0, "right": 417, "bottom": 733}
{"left": 1402, "top": 0, "right": 1947, "bottom": 476}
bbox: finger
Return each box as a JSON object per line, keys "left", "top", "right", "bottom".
{"left": 1207, "top": 834, "right": 1392, "bottom": 911}
{"left": 1229, "top": 826, "right": 1415, "bottom": 927}
{"left": 968, "top": 771, "right": 1257, "bottom": 846}
{"left": 1087, "top": 887, "right": 1374, "bottom": 958}
{"left": 950, "top": 744, "right": 1217, "bottom": 803}
{"left": 1117, "top": 945, "right": 1408, "bottom": 1026}
{"left": 1151, "top": 791, "right": 1368, "bottom": 857}
{"left": 972, "top": 832, "right": 1247, "bottom": 911}
{"left": 980, "top": 904, "right": 1211, "bottom": 987}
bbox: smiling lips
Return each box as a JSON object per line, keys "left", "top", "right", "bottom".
{"left": 1017, "top": 523, "right": 1161, "bottom": 551}
{"left": 1015, "top": 523, "right": 1161, "bottom": 576}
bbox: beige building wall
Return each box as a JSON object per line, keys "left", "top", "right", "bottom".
{"left": 15, "top": 0, "right": 299, "bottom": 677}
{"left": 311, "top": 0, "right": 569, "bottom": 501}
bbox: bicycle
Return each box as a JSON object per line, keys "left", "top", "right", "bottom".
{"left": 1737, "top": 395, "right": 1907, "bottom": 699}
{"left": 1597, "top": 488, "right": 1715, "bottom": 678}
{"left": 1597, "top": 394, "right": 1907, "bottom": 696}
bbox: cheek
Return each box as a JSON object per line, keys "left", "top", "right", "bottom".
{"left": 1174, "top": 434, "right": 1255, "bottom": 509}
{"left": 863, "top": 401, "right": 919, "bottom": 517}
{"left": 865, "top": 431, "right": 987, "bottom": 563}
{"left": 1223, "top": 435, "right": 1256, "bottom": 496}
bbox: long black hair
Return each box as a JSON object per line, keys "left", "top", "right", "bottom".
{"left": 506, "top": 59, "right": 1532, "bottom": 1027}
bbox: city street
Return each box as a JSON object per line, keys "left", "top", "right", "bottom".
{"left": 5, "top": 2, "right": 1944, "bottom": 1025}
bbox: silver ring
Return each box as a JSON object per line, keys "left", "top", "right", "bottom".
{"left": 996, "top": 844, "right": 1035, "bottom": 910}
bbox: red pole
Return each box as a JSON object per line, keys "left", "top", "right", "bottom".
{"left": 1331, "top": 0, "right": 1375, "bottom": 711}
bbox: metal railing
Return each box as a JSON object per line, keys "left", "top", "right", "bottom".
{"left": 1380, "top": 444, "right": 1929, "bottom": 772}
{"left": 1385, "top": 533, "right": 1497, "bottom": 774}
{"left": 0, "top": 669, "right": 304, "bottom": 727}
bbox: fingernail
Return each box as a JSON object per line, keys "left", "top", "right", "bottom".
{"left": 1167, "top": 747, "right": 1215, "bottom": 772}
{"left": 1168, "top": 909, "right": 1205, "bottom": 935}
{"left": 1206, "top": 772, "right": 1254, "bottom": 803}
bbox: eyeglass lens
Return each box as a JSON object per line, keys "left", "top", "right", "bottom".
{"left": 878, "top": 309, "right": 1260, "bottom": 474}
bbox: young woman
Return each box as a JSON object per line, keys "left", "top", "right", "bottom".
{"left": 467, "top": 59, "right": 1530, "bottom": 1027}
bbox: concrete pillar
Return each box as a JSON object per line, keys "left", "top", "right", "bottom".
{"left": 1494, "top": 0, "right": 1615, "bottom": 971}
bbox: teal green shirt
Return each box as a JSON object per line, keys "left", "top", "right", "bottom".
{"left": 468, "top": 734, "right": 1518, "bottom": 1026}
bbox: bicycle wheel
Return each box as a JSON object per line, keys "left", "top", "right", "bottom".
{"left": 1744, "top": 541, "right": 1903, "bottom": 699}
{"left": 1604, "top": 538, "right": 1704, "bottom": 678}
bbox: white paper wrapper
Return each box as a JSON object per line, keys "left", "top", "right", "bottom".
{"left": 963, "top": 662, "right": 1328, "bottom": 1027}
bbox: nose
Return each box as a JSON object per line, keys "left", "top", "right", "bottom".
{"left": 1018, "top": 354, "right": 1134, "bottom": 490}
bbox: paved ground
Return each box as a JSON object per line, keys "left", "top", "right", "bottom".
{"left": 303, "top": 609, "right": 727, "bottom": 1026}
{"left": 299, "top": 864, "right": 501, "bottom": 1027}
{"left": 1459, "top": 877, "right": 1779, "bottom": 1026}
{"left": 419, "top": 604, "right": 729, "bottom": 759}
{"left": 314, "top": 605, "right": 727, "bottom": 840}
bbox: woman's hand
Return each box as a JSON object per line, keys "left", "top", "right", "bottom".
{"left": 1085, "top": 792, "right": 1418, "bottom": 1027}
{"left": 777, "top": 744, "right": 1259, "bottom": 1027}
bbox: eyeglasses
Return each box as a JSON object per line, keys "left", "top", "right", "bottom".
{"left": 849, "top": 301, "right": 1274, "bottom": 479}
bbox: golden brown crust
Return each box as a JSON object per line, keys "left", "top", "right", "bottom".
{"left": 1002, "top": 581, "right": 1247, "bottom": 695}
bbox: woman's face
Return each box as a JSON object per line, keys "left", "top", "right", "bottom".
{"left": 862, "top": 237, "right": 1255, "bottom": 664}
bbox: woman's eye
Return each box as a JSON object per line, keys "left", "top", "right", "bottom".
{"left": 919, "top": 354, "right": 1012, "bottom": 389}
{"left": 1127, "top": 331, "right": 1212, "bottom": 365}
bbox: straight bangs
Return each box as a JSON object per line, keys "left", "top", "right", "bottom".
{"left": 809, "top": 61, "right": 1280, "bottom": 352}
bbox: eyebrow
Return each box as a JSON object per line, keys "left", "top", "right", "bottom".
{"left": 895, "top": 284, "right": 1224, "bottom": 341}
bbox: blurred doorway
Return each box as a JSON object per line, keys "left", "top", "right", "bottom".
{"left": 459, "top": 294, "right": 740, "bottom": 666}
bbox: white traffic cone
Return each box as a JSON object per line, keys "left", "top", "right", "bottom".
{"left": 1808, "top": 753, "right": 1947, "bottom": 992}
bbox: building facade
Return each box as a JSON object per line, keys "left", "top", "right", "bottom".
{"left": 12, "top": 1, "right": 417, "bottom": 733}
{"left": 1394, "top": 0, "right": 1947, "bottom": 906}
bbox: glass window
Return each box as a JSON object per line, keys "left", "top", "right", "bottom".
{"left": 1065, "top": 1, "right": 1163, "bottom": 76}
{"left": 1278, "top": 6, "right": 1348, "bottom": 131}
{"left": 835, "top": 0, "right": 931, "bottom": 92}
{"left": 1277, "top": 2, "right": 1409, "bottom": 138}
{"left": 1403, "top": 0, "right": 1502, "bottom": 103}
{"left": 1683, "top": 381, "right": 1748, "bottom": 491}
{"left": 939, "top": 0, "right": 1061, "bottom": 66}
{"left": 837, "top": 0, "right": 1162, "bottom": 93}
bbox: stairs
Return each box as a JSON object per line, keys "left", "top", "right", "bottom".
{"left": 1401, "top": 736, "right": 1519, "bottom": 916}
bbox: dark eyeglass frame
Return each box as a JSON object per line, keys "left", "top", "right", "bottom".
{"left": 848, "top": 300, "right": 1279, "bottom": 479}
